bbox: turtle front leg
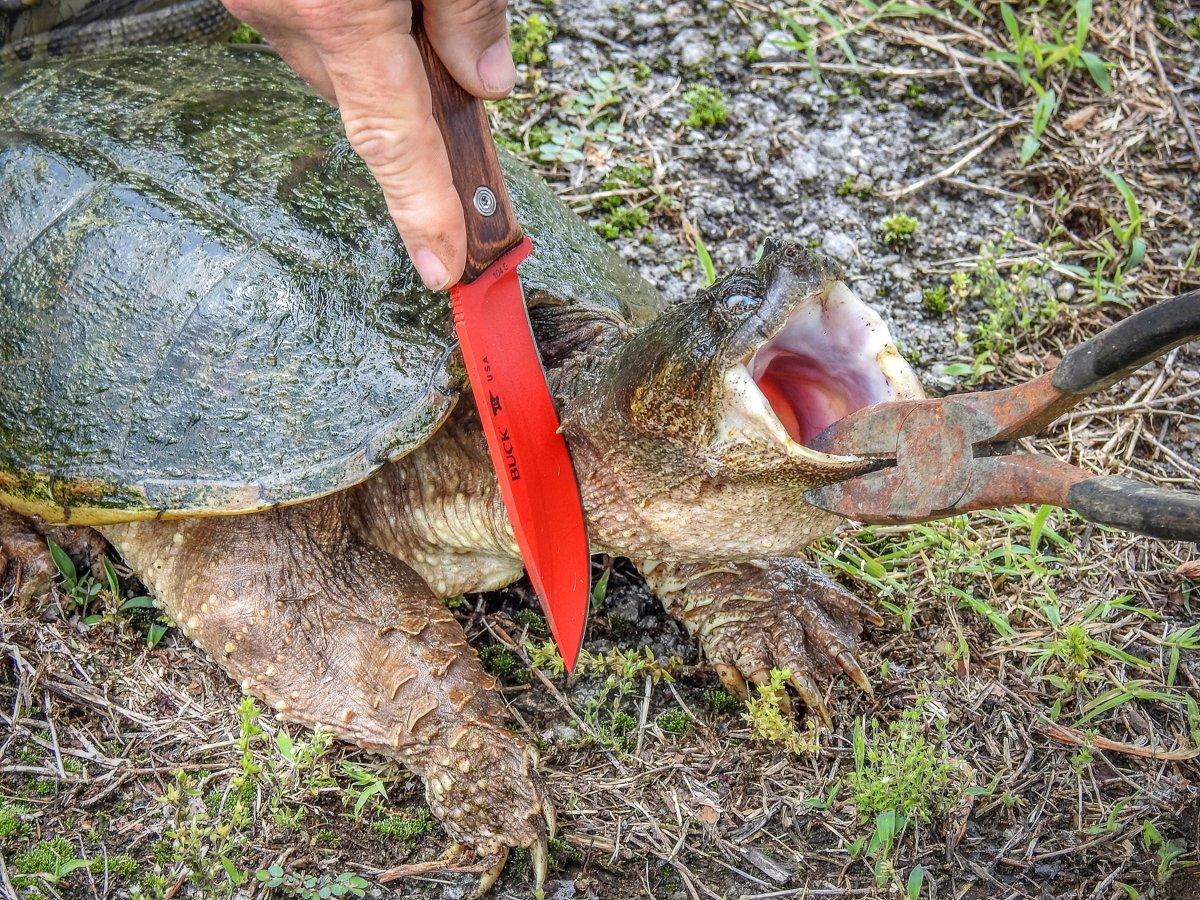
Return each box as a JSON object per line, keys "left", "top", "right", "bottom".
{"left": 101, "top": 498, "right": 551, "bottom": 894}
{"left": 640, "top": 557, "right": 882, "bottom": 722}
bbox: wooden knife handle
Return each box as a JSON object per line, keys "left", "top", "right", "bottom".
{"left": 410, "top": 0, "right": 523, "bottom": 282}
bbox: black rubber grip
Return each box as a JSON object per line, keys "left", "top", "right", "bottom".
{"left": 1068, "top": 476, "right": 1200, "bottom": 543}
{"left": 1053, "top": 290, "right": 1200, "bottom": 395}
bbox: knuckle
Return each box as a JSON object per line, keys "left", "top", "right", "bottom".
{"left": 343, "top": 116, "right": 422, "bottom": 168}
{"left": 445, "top": 0, "right": 508, "bottom": 31}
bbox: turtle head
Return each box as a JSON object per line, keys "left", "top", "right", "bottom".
{"left": 581, "top": 242, "right": 922, "bottom": 463}
{"left": 567, "top": 242, "right": 924, "bottom": 557}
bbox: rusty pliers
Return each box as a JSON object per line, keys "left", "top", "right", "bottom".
{"left": 805, "top": 290, "right": 1200, "bottom": 543}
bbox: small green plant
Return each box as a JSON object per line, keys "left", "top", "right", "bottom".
{"left": 513, "top": 606, "right": 549, "bottom": 637}
{"left": 1102, "top": 170, "right": 1146, "bottom": 268}
{"left": 158, "top": 770, "right": 251, "bottom": 897}
{"left": 479, "top": 644, "right": 530, "bottom": 683}
{"left": 256, "top": 867, "right": 368, "bottom": 900}
{"left": 103, "top": 853, "right": 139, "bottom": 880}
{"left": 921, "top": 284, "right": 949, "bottom": 316}
{"left": 274, "top": 726, "right": 336, "bottom": 795}
{"left": 656, "top": 709, "right": 691, "bottom": 735}
{"left": 0, "top": 802, "right": 32, "bottom": 841}
{"left": 592, "top": 160, "right": 657, "bottom": 240}
{"left": 371, "top": 807, "right": 433, "bottom": 845}
{"left": 537, "top": 71, "right": 630, "bottom": 164}
{"left": 845, "top": 704, "right": 963, "bottom": 823}
{"left": 47, "top": 539, "right": 101, "bottom": 611}
{"left": 1141, "top": 820, "right": 1191, "bottom": 884}
{"left": 703, "top": 689, "right": 740, "bottom": 715}
{"left": 964, "top": 234, "right": 1060, "bottom": 374}
{"left": 510, "top": 13, "right": 553, "bottom": 68}
{"left": 990, "top": 0, "right": 1111, "bottom": 163}
{"left": 12, "top": 837, "right": 91, "bottom": 885}
{"left": 694, "top": 235, "right": 717, "bottom": 286}
{"left": 595, "top": 205, "right": 649, "bottom": 240}
{"left": 745, "top": 669, "right": 815, "bottom": 755}
{"left": 880, "top": 213, "right": 918, "bottom": 247}
{"left": 683, "top": 85, "right": 728, "bottom": 129}
{"left": 525, "top": 639, "right": 567, "bottom": 675}
{"left": 339, "top": 762, "right": 389, "bottom": 819}
{"left": 836, "top": 174, "right": 872, "bottom": 199}
{"left": 228, "top": 22, "right": 262, "bottom": 43}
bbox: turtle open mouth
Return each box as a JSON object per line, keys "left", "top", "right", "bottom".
{"left": 721, "top": 282, "right": 923, "bottom": 451}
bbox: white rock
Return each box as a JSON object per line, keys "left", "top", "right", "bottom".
{"left": 756, "top": 29, "right": 794, "bottom": 61}
{"left": 790, "top": 146, "right": 821, "bottom": 180}
{"left": 823, "top": 231, "right": 857, "bottom": 263}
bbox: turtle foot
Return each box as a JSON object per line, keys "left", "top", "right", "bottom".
{"left": 423, "top": 723, "right": 553, "bottom": 896}
{"left": 644, "top": 557, "right": 882, "bottom": 722}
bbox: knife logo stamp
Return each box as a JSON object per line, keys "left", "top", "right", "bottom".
{"left": 489, "top": 391, "right": 502, "bottom": 415}
{"left": 498, "top": 428, "right": 520, "bottom": 481}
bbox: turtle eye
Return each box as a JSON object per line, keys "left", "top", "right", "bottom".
{"left": 721, "top": 293, "right": 763, "bottom": 315}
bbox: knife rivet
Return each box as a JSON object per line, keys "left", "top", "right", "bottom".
{"left": 473, "top": 186, "right": 497, "bottom": 217}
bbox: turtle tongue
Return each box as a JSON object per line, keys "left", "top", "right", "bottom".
{"left": 748, "top": 282, "right": 915, "bottom": 446}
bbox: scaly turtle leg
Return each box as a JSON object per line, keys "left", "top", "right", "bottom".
{"left": 101, "top": 496, "right": 550, "bottom": 893}
{"left": 641, "top": 557, "right": 881, "bottom": 721}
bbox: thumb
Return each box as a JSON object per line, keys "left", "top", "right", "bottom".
{"left": 422, "top": 0, "right": 517, "bottom": 99}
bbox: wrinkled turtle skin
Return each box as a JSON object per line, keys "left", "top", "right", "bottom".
{"left": 0, "top": 45, "right": 660, "bottom": 524}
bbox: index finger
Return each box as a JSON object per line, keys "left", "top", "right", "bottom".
{"left": 309, "top": 3, "right": 465, "bottom": 289}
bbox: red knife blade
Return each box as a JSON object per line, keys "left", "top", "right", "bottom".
{"left": 412, "top": 2, "right": 590, "bottom": 671}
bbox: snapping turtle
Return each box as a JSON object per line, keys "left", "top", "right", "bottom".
{"left": 0, "top": 44, "right": 924, "bottom": 887}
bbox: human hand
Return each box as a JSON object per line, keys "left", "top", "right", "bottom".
{"left": 222, "top": 0, "right": 517, "bottom": 290}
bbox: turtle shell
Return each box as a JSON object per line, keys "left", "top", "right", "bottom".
{"left": 0, "top": 44, "right": 662, "bottom": 524}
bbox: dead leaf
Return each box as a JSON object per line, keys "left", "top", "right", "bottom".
{"left": 1175, "top": 560, "right": 1200, "bottom": 580}
{"left": 1063, "top": 105, "right": 1098, "bottom": 131}
{"left": 698, "top": 804, "right": 720, "bottom": 825}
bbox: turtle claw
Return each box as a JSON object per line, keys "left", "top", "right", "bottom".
{"left": 531, "top": 829, "right": 549, "bottom": 893}
{"left": 471, "top": 848, "right": 508, "bottom": 899}
{"left": 837, "top": 649, "right": 873, "bottom": 695}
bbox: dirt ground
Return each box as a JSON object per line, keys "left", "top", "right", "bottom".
{"left": 2, "top": 1, "right": 1199, "bottom": 898}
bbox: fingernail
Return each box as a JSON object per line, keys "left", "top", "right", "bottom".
{"left": 412, "top": 248, "right": 450, "bottom": 291}
{"left": 477, "top": 38, "right": 517, "bottom": 95}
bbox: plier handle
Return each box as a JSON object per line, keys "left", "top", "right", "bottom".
{"left": 805, "top": 290, "right": 1200, "bottom": 543}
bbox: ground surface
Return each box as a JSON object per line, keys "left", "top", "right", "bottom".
{"left": 2, "top": 1, "right": 1200, "bottom": 898}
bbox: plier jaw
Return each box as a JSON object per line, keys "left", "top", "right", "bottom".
{"left": 805, "top": 290, "right": 1200, "bottom": 543}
